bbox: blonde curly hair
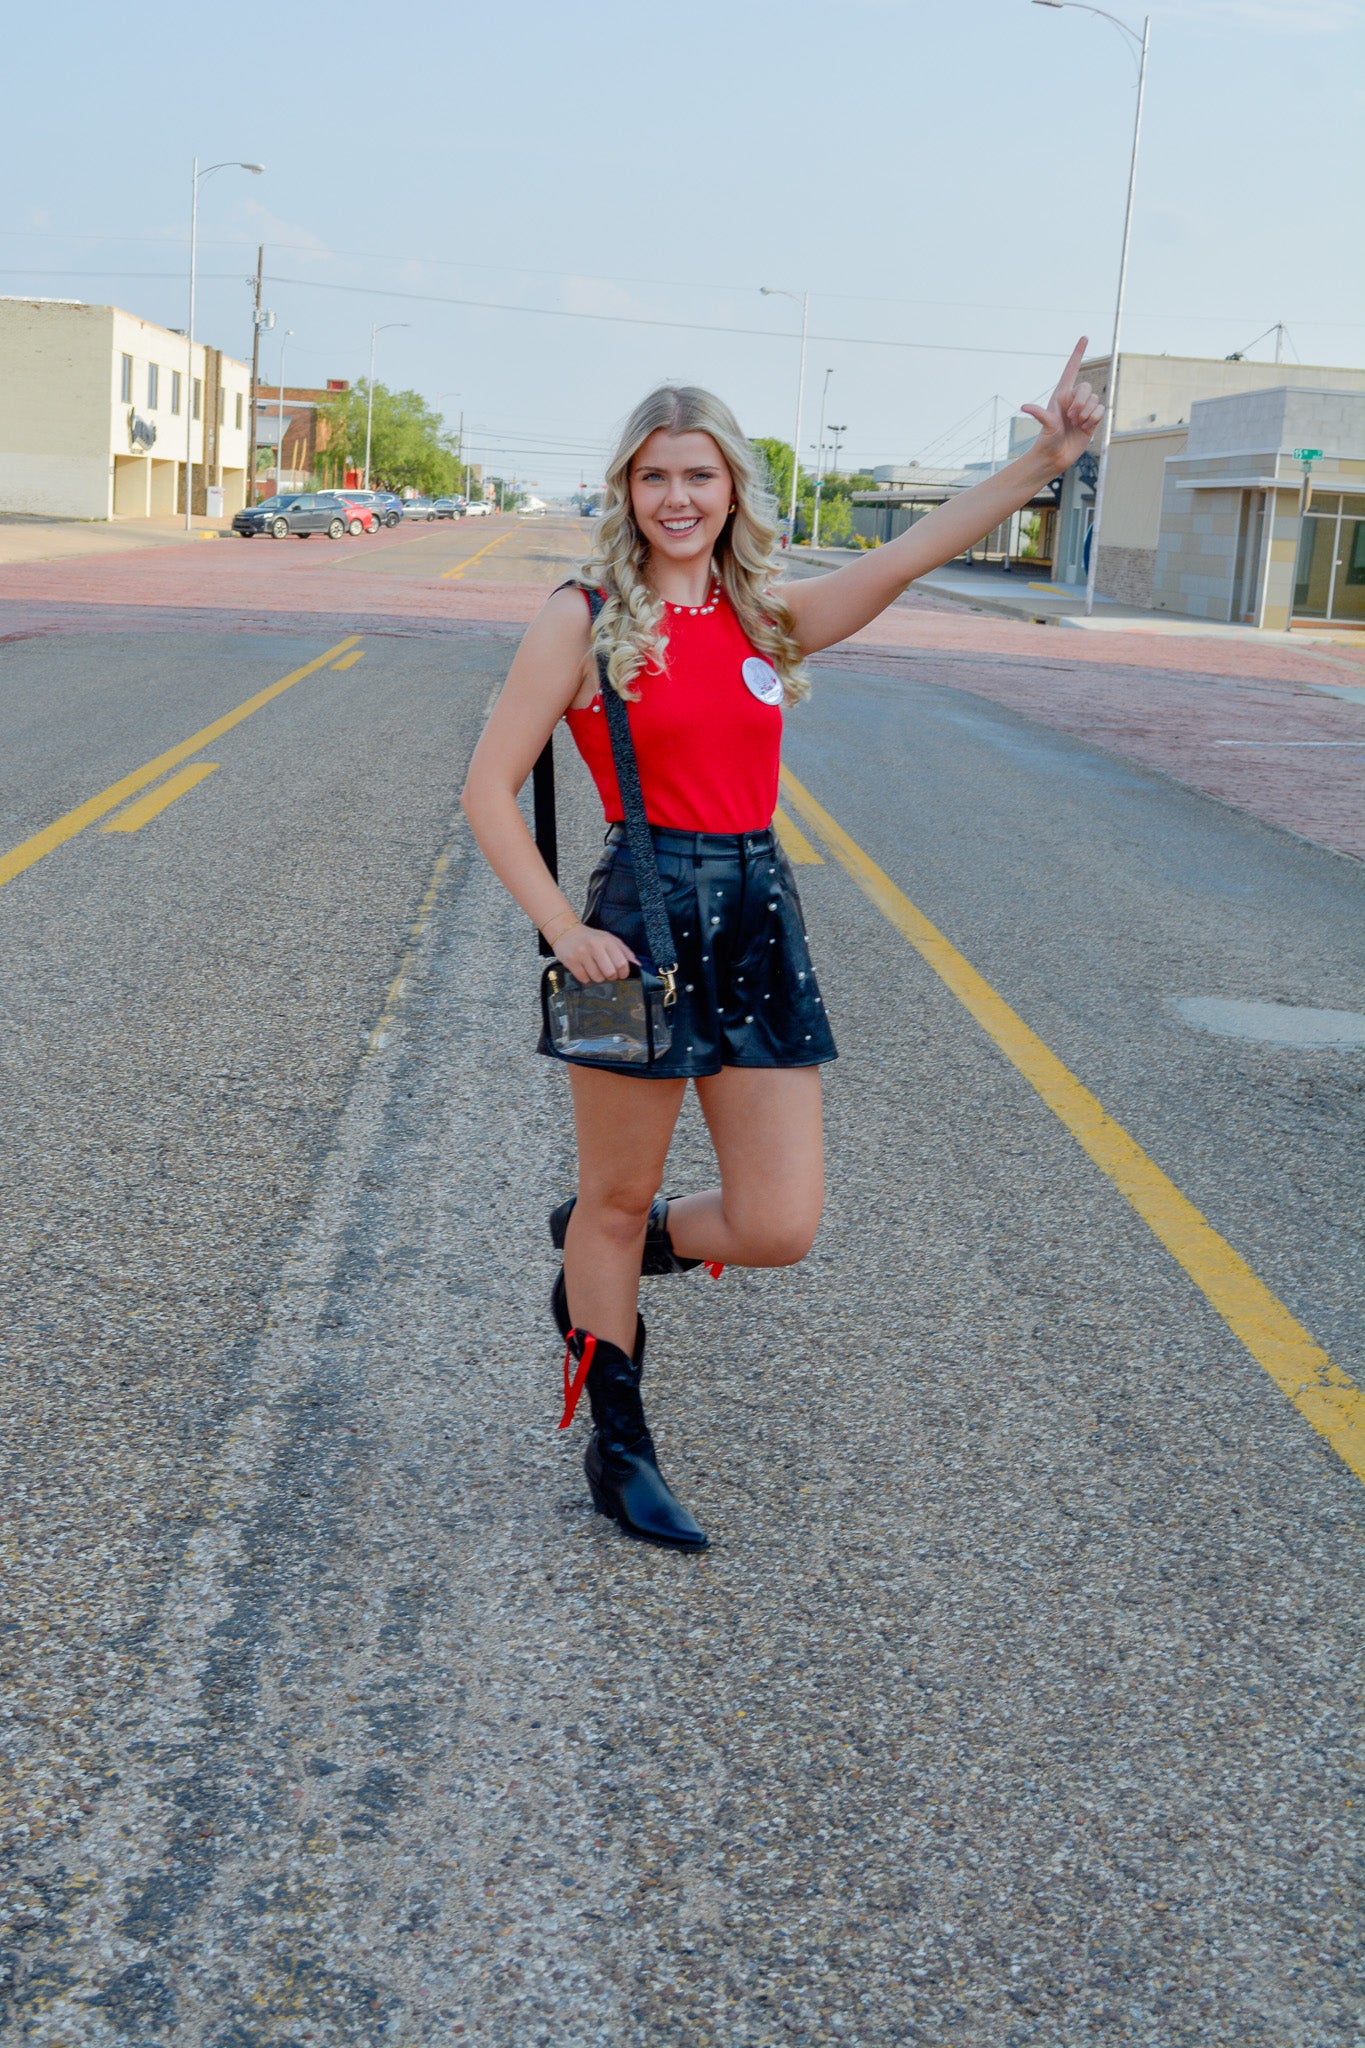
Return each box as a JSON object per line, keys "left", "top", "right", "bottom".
{"left": 577, "top": 384, "right": 808, "bottom": 704}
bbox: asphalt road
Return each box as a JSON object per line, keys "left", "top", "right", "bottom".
{"left": 2, "top": 516, "right": 1361, "bottom": 2046}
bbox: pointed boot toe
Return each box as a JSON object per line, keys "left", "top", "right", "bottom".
{"left": 585, "top": 1434, "right": 709, "bottom": 1550}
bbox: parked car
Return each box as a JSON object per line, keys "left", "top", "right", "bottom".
{"left": 401, "top": 497, "right": 436, "bottom": 521}
{"left": 232, "top": 493, "right": 287, "bottom": 537}
{"left": 462, "top": 498, "right": 492, "bottom": 518}
{"left": 339, "top": 489, "right": 402, "bottom": 527}
{"left": 429, "top": 498, "right": 462, "bottom": 519}
{"left": 327, "top": 489, "right": 383, "bottom": 534}
{"left": 233, "top": 493, "right": 346, "bottom": 540}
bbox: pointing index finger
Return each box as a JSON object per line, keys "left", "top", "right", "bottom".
{"left": 1054, "top": 335, "right": 1088, "bottom": 401}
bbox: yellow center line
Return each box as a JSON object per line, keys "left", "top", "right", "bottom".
{"left": 0, "top": 636, "right": 358, "bottom": 893}
{"left": 441, "top": 525, "right": 518, "bottom": 581}
{"left": 367, "top": 843, "right": 457, "bottom": 1052}
{"left": 774, "top": 805, "right": 823, "bottom": 865}
{"left": 330, "top": 650, "right": 365, "bottom": 671}
{"left": 779, "top": 763, "right": 1365, "bottom": 1484}
{"left": 101, "top": 762, "right": 219, "bottom": 834}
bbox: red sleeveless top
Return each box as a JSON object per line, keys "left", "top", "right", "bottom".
{"left": 564, "top": 585, "right": 783, "bottom": 834}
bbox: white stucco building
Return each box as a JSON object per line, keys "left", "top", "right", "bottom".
{"left": 0, "top": 296, "right": 251, "bottom": 520}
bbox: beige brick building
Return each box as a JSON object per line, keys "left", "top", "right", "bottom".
{"left": 1152, "top": 388, "right": 1365, "bottom": 631}
{"left": 0, "top": 296, "right": 251, "bottom": 520}
{"left": 1055, "top": 351, "right": 1365, "bottom": 629}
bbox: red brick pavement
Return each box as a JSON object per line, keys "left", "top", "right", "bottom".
{"left": 1, "top": 534, "right": 1360, "bottom": 860}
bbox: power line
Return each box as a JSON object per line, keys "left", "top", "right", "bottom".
{"left": 4, "top": 262, "right": 1063, "bottom": 357}
{"left": 261, "top": 272, "right": 1062, "bottom": 361}
{"left": 2, "top": 230, "right": 1361, "bottom": 330}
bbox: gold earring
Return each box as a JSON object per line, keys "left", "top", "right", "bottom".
{"left": 728, "top": 501, "right": 736, "bottom": 514}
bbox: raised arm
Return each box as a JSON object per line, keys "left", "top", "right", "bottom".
{"left": 460, "top": 587, "right": 637, "bottom": 983}
{"left": 781, "top": 338, "right": 1104, "bottom": 656}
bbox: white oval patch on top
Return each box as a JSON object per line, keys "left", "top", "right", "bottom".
{"left": 742, "top": 656, "right": 784, "bottom": 706}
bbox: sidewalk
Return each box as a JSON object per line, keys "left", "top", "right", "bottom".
{"left": 0, "top": 512, "right": 226, "bottom": 568}
{"left": 787, "top": 545, "right": 1365, "bottom": 650}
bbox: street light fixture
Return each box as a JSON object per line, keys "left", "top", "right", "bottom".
{"left": 364, "top": 322, "right": 411, "bottom": 489}
{"left": 1031, "top": 0, "right": 1150, "bottom": 616}
{"left": 184, "top": 157, "right": 264, "bottom": 529}
{"left": 760, "top": 286, "right": 810, "bottom": 545}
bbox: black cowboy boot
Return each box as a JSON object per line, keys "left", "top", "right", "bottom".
{"left": 549, "top": 1193, "right": 707, "bottom": 1277}
{"left": 550, "top": 1267, "right": 645, "bottom": 1362}
{"left": 575, "top": 1332, "right": 708, "bottom": 1551}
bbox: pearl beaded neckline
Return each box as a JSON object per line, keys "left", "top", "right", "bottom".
{"left": 665, "top": 572, "right": 721, "bottom": 618}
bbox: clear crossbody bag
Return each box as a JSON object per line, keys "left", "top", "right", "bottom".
{"left": 534, "top": 587, "right": 678, "bottom": 1068}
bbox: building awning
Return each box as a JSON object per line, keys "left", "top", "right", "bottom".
{"left": 1174, "top": 470, "right": 1359, "bottom": 492}
{"left": 1175, "top": 475, "right": 1293, "bottom": 492}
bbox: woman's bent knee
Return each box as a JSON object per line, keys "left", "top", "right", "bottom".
{"left": 735, "top": 1214, "right": 821, "bottom": 1268}
{"left": 573, "top": 1182, "right": 656, "bottom": 1249}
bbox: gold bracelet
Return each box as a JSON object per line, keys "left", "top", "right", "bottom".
{"left": 539, "top": 909, "right": 581, "bottom": 945}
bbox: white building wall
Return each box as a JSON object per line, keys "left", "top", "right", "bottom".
{"left": 0, "top": 299, "right": 114, "bottom": 517}
{"left": 0, "top": 296, "right": 249, "bottom": 520}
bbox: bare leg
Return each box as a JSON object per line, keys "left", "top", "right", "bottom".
{"left": 667, "top": 1067, "right": 824, "bottom": 1268}
{"left": 564, "top": 1066, "right": 687, "bottom": 1351}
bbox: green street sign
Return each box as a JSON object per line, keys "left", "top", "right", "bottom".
{"left": 1292, "top": 448, "right": 1322, "bottom": 461}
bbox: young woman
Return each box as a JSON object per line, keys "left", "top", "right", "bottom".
{"left": 461, "top": 341, "right": 1103, "bottom": 1551}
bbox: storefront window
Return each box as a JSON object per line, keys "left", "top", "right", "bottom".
{"left": 1293, "top": 493, "right": 1365, "bottom": 623}
{"left": 1293, "top": 514, "right": 1333, "bottom": 616}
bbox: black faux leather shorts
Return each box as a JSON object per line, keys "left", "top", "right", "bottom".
{"left": 538, "top": 823, "right": 839, "bottom": 1080}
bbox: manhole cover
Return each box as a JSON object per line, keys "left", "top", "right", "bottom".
{"left": 1169, "top": 998, "right": 1365, "bottom": 1049}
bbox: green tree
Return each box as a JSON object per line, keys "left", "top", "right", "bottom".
{"left": 318, "top": 381, "right": 462, "bottom": 494}
{"left": 812, "top": 492, "right": 853, "bottom": 545}
{"left": 796, "top": 469, "right": 870, "bottom": 546}
{"left": 749, "top": 437, "right": 796, "bottom": 517}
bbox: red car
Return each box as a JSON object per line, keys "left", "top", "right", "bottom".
{"left": 327, "top": 490, "right": 380, "bottom": 536}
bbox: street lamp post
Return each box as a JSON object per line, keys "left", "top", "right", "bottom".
{"left": 761, "top": 286, "right": 809, "bottom": 544}
{"left": 276, "top": 330, "right": 294, "bottom": 494}
{"left": 810, "top": 368, "right": 833, "bottom": 549}
{"left": 364, "top": 321, "right": 411, "bottom": 489}
{"left": 185, "top": 156, "right": 263, "bottom": 530}
{"left": 826, "top": 424, "right": 848, "bottom": 545}
{"left": 1032, "top": 0, "right": 1150, "bottom": 616}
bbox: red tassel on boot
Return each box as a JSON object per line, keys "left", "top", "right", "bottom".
{"left": 558, "top": 1331, "right": 596, "bottom": 1431}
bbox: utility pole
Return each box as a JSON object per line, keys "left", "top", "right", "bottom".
{"left": 811, "top": 368, "right": 833, "bottom": 550}
{"left": 990, "top": 392, "right": 1001, "bottom": 564}
{"left": 247, "top": 244, "right": 263, "bottom": 504}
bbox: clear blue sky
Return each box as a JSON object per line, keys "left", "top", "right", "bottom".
{"left": 8, "top": 0, "right": 1363, "bottom": 490}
